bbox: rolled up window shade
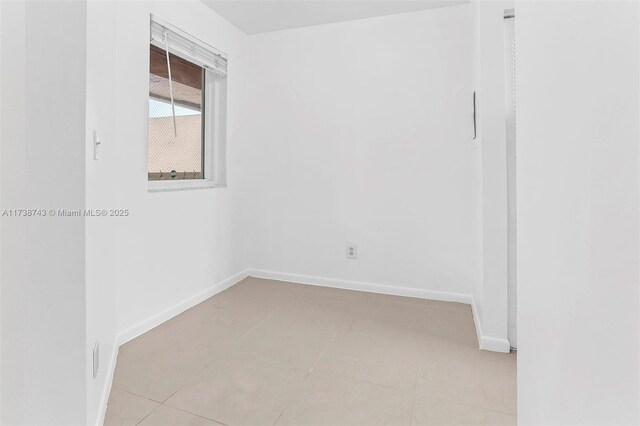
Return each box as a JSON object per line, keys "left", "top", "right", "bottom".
{"left": 150, "top": 17, "right": 227, "bottom": 76}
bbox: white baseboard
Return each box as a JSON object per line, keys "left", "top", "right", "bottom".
{"left": 249, "top": 269, "right": 511, "bottom": 353}
{"left": 117, "top": 268, "right": 250, "bottom": 346}
{"left": 470, "top": 298, "right": 511, "bottom": 353}
{"left": 95, "top": 343, "right": 119, "bottom": 426}
{"left": 248, "top": 269, "right": 472, "bottom": 304}
{"left": 480, "top": 335, "right": 511, "bottom": 353}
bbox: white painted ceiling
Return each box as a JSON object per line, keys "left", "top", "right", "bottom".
{"left": 203, "top": 0, "right": 469, "bottom": 35}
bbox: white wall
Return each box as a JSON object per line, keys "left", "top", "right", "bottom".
{"left": 244, "top": 5, "right": 478, "bottom": 298}
{"left": 85, "top": 1, "right": 119, "bottom": 424}
{"left": 1, "top": 1, "right": 89, "bottom": 424}
{"left": 25, "top": 1, "right": 89, "bottom": 421}
{"left": 469, "top": 0, "right": 484, "bottom": 339}
{"left": 110, "top": 1, "right": 250, "bottom": 339}
{"left": 0, "top": 2, "right": 27, "bottom": 423}
{"left": 0, "top": 5, "right": 3, "bottom": 421}
{"left": 470, "top": 0, "right": 513, "bottom": 352}
{"left": 516, "top": 1, "right": 639, "bottom": 423}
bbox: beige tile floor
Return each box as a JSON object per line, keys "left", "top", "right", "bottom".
{"left": 105, "top": 277, "right": 516, "bottom": 426}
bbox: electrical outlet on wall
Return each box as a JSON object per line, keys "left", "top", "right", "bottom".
{"left": 346, "top": 242, "right": 357, "bottom": 259}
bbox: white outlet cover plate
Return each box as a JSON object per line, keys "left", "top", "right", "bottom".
{"left": 346, "top": 243, "right": 357, "bottom": 259}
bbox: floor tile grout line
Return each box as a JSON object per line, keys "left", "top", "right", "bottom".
{"left": 157, "top": 308, "right": 280, "bottom": 406}
{"left": 200, "top": 307, "right": 278, "bottom": 374}
{"left": 270, "top": 329, "right": 334, "bottom": 426}
{"left": 418, "top": 392, "right": 517, "bottom": 417}
{"left": 306, "top": 330, "right": 338, "bottom": 376}
{"left": 240, "top": 307, "right": 278, "bottom": 340}
{"left": 408, "top": 393, "right": 417, "bottom": 425}
{"left": 112, "top": 386, "right": 160, "bottom": 403}
{"left": 163, "top": 403, "right": 230, "bottom": 425}
{"left": 112, "top": 385, "right": 166, "bottom": 405}
{"left": 308, "top": 368, "right": 417, "bottom": 394}
{"left": 134, "top": 409, "right": 155, "bottom": 426}
{"left": 133, "top": 401, "right": 230, "bottom": 426}
{"left": 408, "top": 358, "right": 421, "bottom": 425}
{"left": 272, "top": 410, "right": 285, "bottom": 426}
{"left": 161, "top": 381, "right": 189, "bottom": 404}
{"left": 269, "top": 328, "right": 340, "bottom": 426}
{"left": 153, "top": 306, "right": 282, "bottom": 408}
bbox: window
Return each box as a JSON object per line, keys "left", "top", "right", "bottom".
{"left": 148, "top": 17, "right": 227, "bottom": 190}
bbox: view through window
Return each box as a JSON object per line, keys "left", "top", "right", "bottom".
{"left": 148, "top": 44, "right": 204, "bottom": 180}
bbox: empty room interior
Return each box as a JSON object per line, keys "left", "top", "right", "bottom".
{"left": 1, "top": 0, "right": 639, "bottom": 425}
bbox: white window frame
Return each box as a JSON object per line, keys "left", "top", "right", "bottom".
{"left": 147, "top": 16, "right": 227, "bottom": 192}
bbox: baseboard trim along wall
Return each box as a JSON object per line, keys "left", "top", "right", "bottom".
{"left": 470, "top": 299, "right": 511, "bottom": 353}
{"left": 248, "top": 269, "right": 511, "bottom": 353}
{"left": 248, "top": 269, "right": 472, "bottom": 304}
{"left": 95, "top": 344, "right": 119, "bottom": 426}
{"left": 116, "top": 268, "right": 250, "bottom": 346}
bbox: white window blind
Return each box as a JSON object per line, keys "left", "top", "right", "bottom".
{"left": 150, "top": 16, "right": 227, "bottom": 76}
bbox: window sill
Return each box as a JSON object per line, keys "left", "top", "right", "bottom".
{"left": 148, "top": 180, "right": 226, "bottom": 192}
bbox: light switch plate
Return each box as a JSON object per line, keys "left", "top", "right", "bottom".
{"left": 93, "top": 131, "right": 101, "bottom": 161}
